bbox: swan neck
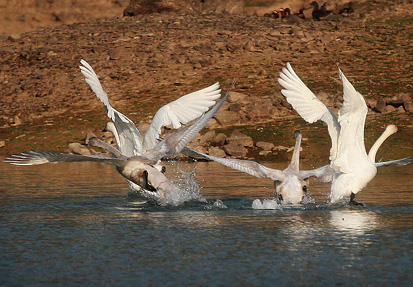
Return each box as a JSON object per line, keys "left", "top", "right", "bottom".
{"left": 288, "top": 133, "right": 302, "bottom": 171}
{"left": 368, "top": 126, "right": 397, "bottom": 163}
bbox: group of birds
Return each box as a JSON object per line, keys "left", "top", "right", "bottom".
{"left": 5, "top": 60, "right": 412, "bottom": 207}
{"left": 265, "top": 1, "right": 354, "bottom": 21}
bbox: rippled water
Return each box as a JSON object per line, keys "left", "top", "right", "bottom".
{"left": 1, "top": 158, "right": 412, "bottom": 286}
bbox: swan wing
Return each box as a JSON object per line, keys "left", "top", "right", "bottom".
{"left": 187, "top": 149, "right": 286, "bottom": 181}
{"left": 141, "top": 90, "right": 228, "bottom": 163}
{"left": 278, "top": 63, "right": 340, "bottom": 160}
{"left": 298, "top": 164, "right": 333, "bottom": 182}
{"left": 334, "top": 68, "right": 368, "bottom": 173}
{"left": 79, "top": 59, "right": 143, "bottom": 156}
{"left": 4, "top": 150, "right": 123, "bottom": 166}
{"left": 375, "top": 156, "right": 412, "bottom": 167}
{"left": 142, "top": 82, "right": 221, "bottom": 152}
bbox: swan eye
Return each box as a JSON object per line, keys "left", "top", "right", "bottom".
{"left": 303, "top": 185, "right": 308, "bottom": 193}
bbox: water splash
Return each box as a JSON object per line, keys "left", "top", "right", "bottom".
{"left": 252, "top": 198, "right": 282, "bottom": 210}
{"left": 203, "top": 199, "right": 228, "bottom": 210}
{"left": 159, "top": 160, "right": 206, "bottom": 206}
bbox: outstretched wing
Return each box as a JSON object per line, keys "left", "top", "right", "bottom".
{"left": 278, "top": 63, "right": 340, "bottom": 160}
{"left": 334, "top": 68, "right": 368, "bottom": 173}
{"left": 375, "top": 156, "right": 412, "bottom": 167}
{"left": 142, "top": 82, "right": 221, "bottom": 152}
{"left": 4, "top": 150, "right": 123, "bottom": 166}
{"left": 79, "top": 59, "right": 143, "bottom": 156}
{"left": 142, "top": 89, "right": 229, "bottom": 163}
{"left": 188, "top": 149, "right": 286, "bottom": 181}
{"left": 299, "top": 164, "right": 333, "bottom": 182}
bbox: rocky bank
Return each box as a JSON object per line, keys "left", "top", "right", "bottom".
{"left": 0, "top": 0, "right": 411, "bottom": 163}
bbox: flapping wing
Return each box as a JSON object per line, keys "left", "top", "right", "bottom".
{"left": 4, "top": 150, "right": 124, "bottom": 166}
{"left": 334, "top": 68, "right": 368, "bottom": 173}
{"left": 375, "top": 156, "right": 412, "bottom": 167}
{"left": 298, "top": 164, "right": 333, "bottom": 182}
{"left": 141, "top": 90, "right": 229, "bottom": 163}
{"left": 79, "top": 59, "right": 143, "bottom": 156}
{"left": 142, "top": 82, "right": 221, "bottom": 152}
{"left": 278, "top": 63, "right": 340, "bottom": 160}
{"left": 188, "top": 149, "right": 286, "bottom": 181}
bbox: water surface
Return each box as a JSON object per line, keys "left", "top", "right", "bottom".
{"left": 1, "top": 159, "right": 412, "bottom": 286}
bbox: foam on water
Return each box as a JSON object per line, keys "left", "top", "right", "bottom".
{"left": 252, "top": 198, "right": 282, "bottom": 210}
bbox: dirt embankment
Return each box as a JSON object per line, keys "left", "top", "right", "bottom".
{"left": 0, "top": 0, "right": 411, "bottom": 162}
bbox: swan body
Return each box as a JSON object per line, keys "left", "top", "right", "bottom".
{"left": 191, "top": 131, "right": 332, "bottom": 204}
{"left": 279, "top": 63, "right": 411, "bottom": 203}
{"left": 5, "top": 90, "right": 229, "bottom": 206}
{"left": 79, "top": 59, "right": 221, "bottom": 198}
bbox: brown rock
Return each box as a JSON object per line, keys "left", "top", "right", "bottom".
{"left": 387, "top": 93, "right": 411, "bottom": 106}
{"left": 383, "top": 105, "right": 397, "bottom": 114}
{"left": 199, "top": 130, "right": 216, "bottom": 145}
{"left": 208, "top": 146, "right": 226, "bottom": 157}
{"left": 211, "top": 133, "right": 228, "bottom": 146}
{"left": 214, "top": 110, "right": 240, "bottom": 125}
{"left": 243, "top": 40, "right": 255, "bottom": 51}
{"left": 205, "top": 118, "right": 218, "bottom": 129}
{"left": 403, "top": 101, "right": 412, "bottom": 112}
{"left": 11, "top": 115, "right": 22, "bottom": 126}
{"left": 0, "top": 140, "right": 5, "bottom": 148}
{"left": 256, "top": 141, "right": 274, "bottom": 151}
{"left": 229, "top": 130, "right": 253, "bottom": 147}
{"left": 259, "top": 150, "right": 272, "bottom": 156}
{"left": 228, "top": 103, "right": 242, "bottom": 112}
{"left": 68, "top": 143, "right": 91, "bottom": 155}
{"left": 8, "top": 34, "right": 21, "bottom": 42}
{"left": 223, "top": 142, "right": 247, "bottom": 157}
{"left": 376, "top": 98, "right": 387, "bottom": 113}
{"left": 228, "top": 91, "right": 247, "bottom": 103}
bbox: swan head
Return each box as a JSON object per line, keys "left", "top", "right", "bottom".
{"left": 103, "top": 122, "right": 117, "bottom": 135}
{"left": 275, "top": 176, "right": 308, "bottom": 204}
{"left": 385, "top": 124, "right": 397, "bottom": 134}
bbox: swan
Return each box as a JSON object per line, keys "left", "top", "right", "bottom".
{"left": 5, "top": 91, "right": 229, "bottom": 206}
{"left": 79, "top": 59, "right": 222, "bottom": 198}
{"left": 189, "top": 130, "right": 332, "bottom": 204}
{"left": 278, "top": 63, "right": 412, "bottom": 204}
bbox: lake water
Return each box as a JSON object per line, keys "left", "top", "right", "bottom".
{"left": 1, "top": 158, "right": 412, "bottom": 286}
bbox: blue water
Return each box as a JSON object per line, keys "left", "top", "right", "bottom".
{"left": 1, "top": 160, "right": 412, "bottom": 286}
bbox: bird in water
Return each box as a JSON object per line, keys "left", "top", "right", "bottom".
{"left": 278, "top": 63, "right": 412, "bottom": 204}
{"left": 79, "top": 59, "right": 222, "bottom": 201}
{"left": 5, "top": 87, "right": 230, "bottom": 206}
{"left": 188, "top": 130, "right": 332, "bottom": 204}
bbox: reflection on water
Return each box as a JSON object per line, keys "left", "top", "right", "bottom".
{"left": 0, "top": 158, "right": 412, "bottom": 286}
{"left": 329, "top": 209, "right": 378, "bottom": 236}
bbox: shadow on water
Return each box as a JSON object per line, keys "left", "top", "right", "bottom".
{"left": 0, "top": 158, "right": 412, "bottom": 286}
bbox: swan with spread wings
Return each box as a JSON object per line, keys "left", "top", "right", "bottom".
{"left": 79, "top": 59, "right": 222, "bottom": 201}
{"left": 5, "top": 84, "right": 229, "bottom": 206}
{"left": 278, "top": 63, "right": 412, "bottom": 204}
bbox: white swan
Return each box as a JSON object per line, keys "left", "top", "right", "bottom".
{"left": 190, "top": 130, "right": 332, "bottom": 204}
{"left": 278, "top": 63, "right": 412, "bottom": 203}
{"left": 5, "top": 92, "right": 229, "bottom": 206}
{"left": 80, "top": 59, "right": 221, "bottom": 156}
{"left": 79, "top": 59, "right": 221, "bottom": 198}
